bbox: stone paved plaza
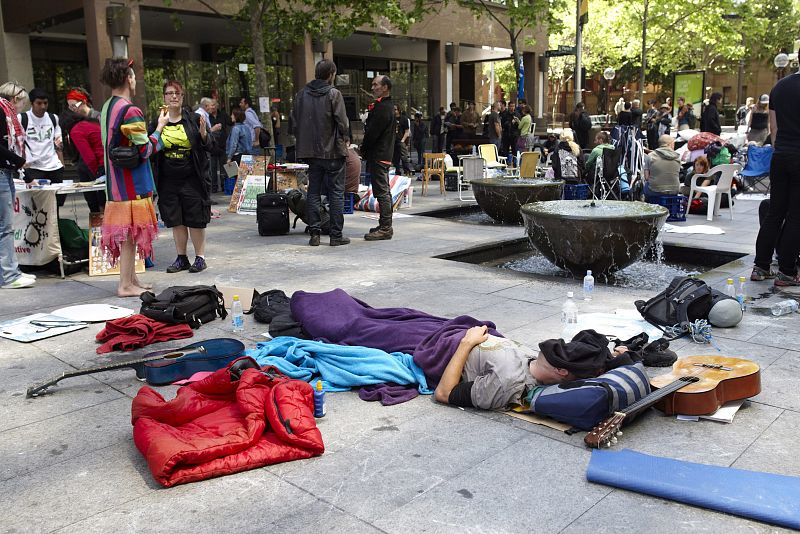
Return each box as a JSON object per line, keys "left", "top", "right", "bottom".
{"left": 1, "top": 186, "right": 798, "bottom": 533}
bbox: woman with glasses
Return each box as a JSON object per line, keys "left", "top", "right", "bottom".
{"left": 150, "top": 80, "right": 213, "bottom": 274}
{"left": 0, "top": 82, "right": 36, "bottom": 289}
{"left": 99, "top": 58, "right": 168, "bottom": 297}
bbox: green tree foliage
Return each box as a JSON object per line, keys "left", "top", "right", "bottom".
{"left": 456, "top": 0, "right": 566, "bottom": 90}
{"left": 579, "top": 0, "right": 798, "bottom": 87}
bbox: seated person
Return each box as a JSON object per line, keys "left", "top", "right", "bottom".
{"left": 683, "top": 155, "right": 710, "bottom": 199}
{"left": 434, "top": 326, "right": 632, "bottom": 411}
{"left": 345, "top": 145, "right": 361, "bottom": 202}
{"left": 644, "top": 134, "right": 681, "bottom": 198}
{"left": 585, "top": 131, "right": 614, "bottom": 178}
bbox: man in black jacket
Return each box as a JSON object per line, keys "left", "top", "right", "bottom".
{"left": 701, "top": 92, "right": 722, "bottom": 136}
{"left": 430, "top": 107, "right": 446, "bottom": 153}
{"left": 361, "top": 75, "right": 395, "bottom": 240}
{"left": 292, "top": 59, "right": 350, "bottom": 246}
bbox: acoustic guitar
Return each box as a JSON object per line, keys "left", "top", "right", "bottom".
{"left": 585, "top": 355, "right": 760, "bottom": 449}
{"left": 26, "top": 338, "right": 245, "bottom": 398}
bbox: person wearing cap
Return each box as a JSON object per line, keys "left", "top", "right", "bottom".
{"left": 655, "top": 103, "right": 672, "bottom": 138}
{"left": 433, "top": 326, "right": 632, "bottom": 410}
{"left": 746, "top": 95, "right": 770, "bottom": 145}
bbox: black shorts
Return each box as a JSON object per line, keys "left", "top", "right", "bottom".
{"left": 158, "top": 179, "right": 211, "bottom": 229}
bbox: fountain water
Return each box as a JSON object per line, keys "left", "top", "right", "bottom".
{"left": 471, "top": 177, "right": 564, "bottom": 225}
{"left": 520, "top": 200, "right": 669, "bottom": 276}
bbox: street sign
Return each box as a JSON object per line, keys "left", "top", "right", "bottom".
{"left": 545, "top": 46, "right": 577, "bottom": 58}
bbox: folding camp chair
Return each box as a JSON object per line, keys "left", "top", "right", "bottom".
{"left": 739, "top": 144, "right": 772, "bottom": 193}
{"left": 593, "top": 146, "right": 623, "bottom": 200}
{"left": 518, "top": 152, "right": 541, "bottom": 179}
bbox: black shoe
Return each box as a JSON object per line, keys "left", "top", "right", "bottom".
{"left": 166, "top": 255, "right": 190, "bottom": 273}
{"left": 309, "top": 234, "right": 320, "bottom": 246}
{"left": 188, "top": 256, "right": 207, "bottom": 273}
{"left": 330, "top": 237, "right": 351, "bottom": 246}
{"left": 364, "top": 227, "right": 393, "bottom": 241}
{"left": 642, "top": 338, "right": 678, "bottom": 367}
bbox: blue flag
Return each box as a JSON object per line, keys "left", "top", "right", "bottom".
{"left": 517, "top": 56, "right": 525, "bottom": 101}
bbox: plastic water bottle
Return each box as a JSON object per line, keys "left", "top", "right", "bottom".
{"left": 736, "top": 276, "right": 747, "bottom": 312}
{"left": 314, "top": 380, "right": 326, "bottom": 418}
{"left": 471, "top": 144, "right": 477, "bottom": 157}
{"left": 724, "top": 278, "right": 736, "bottom": 299}
{"left": 231, "top": 294, "right": 244, "bottom": 332}
{"left": 583, "top": 270, "right": 594, "bottom": 301}
{"left": 562, "top": 291, "right": 578, "bottom": 325}
{"left": 770, "top": 299, "right": 799, "bottom": 316}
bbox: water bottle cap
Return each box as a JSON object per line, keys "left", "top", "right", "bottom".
{"left": 586, "top": 270, "right": 592, "bottom": 275}
{"left": 233, "top": 295, "right": 240, "bottom": 300}
{"left": 738, "top": 276, "right": 746, "bottom": 282}
{"left": 567, "top": 291, "right": 574, "bottom": 298}
{"left": 316, "top": 380, "right": 323, "bottom": 391}
{"left": 726, "top": 278, "right": 734, "bottom": 284}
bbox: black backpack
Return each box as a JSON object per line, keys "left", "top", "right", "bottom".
{"left": 634, "top": 276, "right": 729, "bottom": 339}
{"left": 244, "top": 289, "right": 310, "bottom": 339}
{"left": 285, "top": 188, "right": 330, "bottom": 235}
{"left": 140, "top": 285, "right": 227, "bottom": 329}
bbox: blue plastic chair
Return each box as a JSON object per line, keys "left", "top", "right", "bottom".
{"left": 740, "top": 145, "right": 773, "bottom": 193}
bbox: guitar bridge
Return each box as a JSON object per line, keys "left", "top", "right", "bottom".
{"left": 693, "top": 363, "right": 732, "bottom": 371}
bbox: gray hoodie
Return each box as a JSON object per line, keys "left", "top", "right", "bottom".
{"left": 648, "top": 147, "right": 681, "bottom": 193}
{"left": 292, "top": 79, "right": 349, "bottom": 160}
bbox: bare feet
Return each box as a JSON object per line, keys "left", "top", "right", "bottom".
{"left": 117, "top": 284, "right": 148, "bottom": 297}
{"left": 132, "top": 276, "right": 152, "bottom": 290}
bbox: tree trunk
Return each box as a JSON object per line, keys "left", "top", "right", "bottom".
{"left": 638, "top": 0, "right": 648, "bottom": 103}
{"left": 510, "top": 25, "right": 521, "bottom": 98}
{"left": 250, "top": 1, "right": 275, "bottom": 148}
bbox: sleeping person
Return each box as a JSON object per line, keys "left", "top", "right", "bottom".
{"left": 434, "top": 326, "right": 633, "bottom": 410}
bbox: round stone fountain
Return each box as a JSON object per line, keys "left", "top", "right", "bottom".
{"left": 471, "top": 177, "right": 564, "bottom": 225}
{"left": 520, "top": 200, "right": 669, "bottom": 276}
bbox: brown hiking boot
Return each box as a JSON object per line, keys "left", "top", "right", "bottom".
{"left": 364, "top": 226, "right": 393, "bottom": 241}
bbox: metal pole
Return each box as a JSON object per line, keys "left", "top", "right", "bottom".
{"left": 639, "top": 0, "right": 648, "bottom": 103}
{"left": 575, "top": 0, "right": 582, "bottom": 106}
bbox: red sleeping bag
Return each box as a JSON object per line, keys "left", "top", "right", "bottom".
{"left": 687, "top": 132, "right": 724, "bottom": 152}
{"left": 131, "top": 358, "right": 324, "bottom": 487}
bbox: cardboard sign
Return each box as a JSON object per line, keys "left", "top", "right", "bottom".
{"left": 228, "top": 155, "right": 270, "bottom": 213}
{"left": 88, "top": 212, "right": 145, "bottom": 276}
{"left": 236, "top": 175, "right": 271, "bottom": 215}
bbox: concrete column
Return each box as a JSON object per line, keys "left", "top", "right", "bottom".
{"left": 523, "top": 51, "right": 536, "bottom": 110}
{"left": 426, "top": 40, "right": 446, "bottom": 115}
{"left": 0, "top": 9, "right": 34, "bottom": 89}
{"left": 451, "top": 52, "right": 460, "bottom": 106}
{"left": 292, "top": 34, "right": 315, "bottom": 95}
{"left": 83, "top": 0, "right": 114, "bottom": 104}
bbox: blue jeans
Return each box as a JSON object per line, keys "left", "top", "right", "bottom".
{"left": 306, "top": 158, "right": 346, "bottom": 239}
{"left": 0, "top": 170, "right": 21, "bottom": 285}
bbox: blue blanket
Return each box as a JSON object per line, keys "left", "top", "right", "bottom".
{"left": 245, "top": 336, "right": 432, "bottom": 394}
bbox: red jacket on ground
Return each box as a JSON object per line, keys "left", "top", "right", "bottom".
{"left": 131, "top": 359, "right": 324, "bottom": 487}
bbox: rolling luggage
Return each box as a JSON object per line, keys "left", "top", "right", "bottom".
{"left": 257, "top": 192, "right": 290, "bottom": 236}
{"left": 255, "top": 154, "right": 289, "bottom": 236}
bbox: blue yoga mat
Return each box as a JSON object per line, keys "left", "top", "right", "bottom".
{"left": 586, "top": 449, "right": 800, "bottom": 530}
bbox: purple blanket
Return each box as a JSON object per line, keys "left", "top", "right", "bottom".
{"left": 290, "top": 289, "right": 503, "bottom": 387}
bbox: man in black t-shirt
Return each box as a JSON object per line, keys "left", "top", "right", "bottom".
{"left": 753, "top": 70, "right": 800, "bottom": 286}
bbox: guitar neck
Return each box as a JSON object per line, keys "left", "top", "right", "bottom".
{"left": 26, "top": 353, "right": 173, "bottom": 398}
{"left": 621, "top": 377, "right": 695, "bottom": 419}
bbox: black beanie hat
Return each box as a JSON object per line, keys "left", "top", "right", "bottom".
{"left": 538, "top": 329, "right": 612, "bottom": 378}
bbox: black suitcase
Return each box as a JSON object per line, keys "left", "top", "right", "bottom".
{"left": 257, "top": 192, "right": 290, "bottom": 236}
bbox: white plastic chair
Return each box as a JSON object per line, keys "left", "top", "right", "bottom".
{"left": 688, "top": 163, "right": 742, "bottom": 221}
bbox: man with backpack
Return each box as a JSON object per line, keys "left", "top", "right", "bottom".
{"left": 292, "top": 59, "right": 351, "bottom": 247}
{"left": 19, "top": 88, "right": 65, "bottom": 202}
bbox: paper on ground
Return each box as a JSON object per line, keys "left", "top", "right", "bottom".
{"left": 663, "top": 223, "right": 725, "bottom": 235}
{"left": 676, "top": 399, "right": 745, "bottom": 423}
